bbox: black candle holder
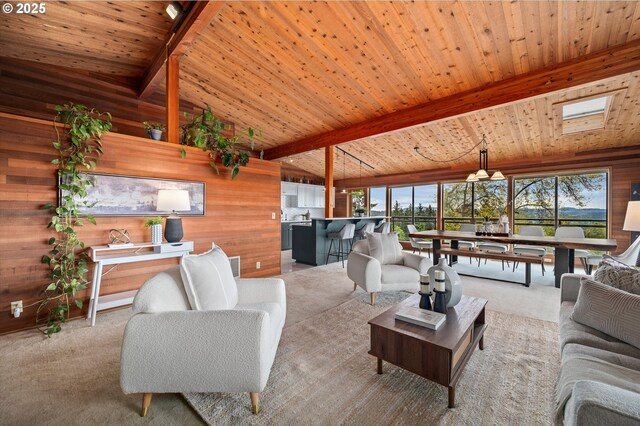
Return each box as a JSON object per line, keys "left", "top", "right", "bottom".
{"left": 418, "top": 291, "right": 432, "bottom": 310}
{"left": 433, "top": 289, "right": 447, "bottom": 314}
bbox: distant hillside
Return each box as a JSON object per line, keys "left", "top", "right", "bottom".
{"left": 516, "top": 207, "right": 606, "bottom": 220}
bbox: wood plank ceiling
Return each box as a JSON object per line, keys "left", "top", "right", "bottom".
{"left": 0, "top": 1, "right": 175, "bottom": 78}
{"left": 287, "top": 71, "right": 640, "bottom": 178}
{"left": 1, "top": 1, "right": 639, "bottom": 179}
{"left": 176, "top": 0, "right": 640, "bottom": 178}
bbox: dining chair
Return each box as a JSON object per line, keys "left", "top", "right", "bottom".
{"left": 555, "top": 226, "right": 591, "bottom": 273}
{"left": 512, "top": 226, "right": 547, "bottom": 275}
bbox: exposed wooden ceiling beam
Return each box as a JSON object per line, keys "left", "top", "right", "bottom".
{"left": 264, "top": 39, "right": 640, "bottom": 160}
{"left": 138, "top": 1, "right": 225, "bottom": 98}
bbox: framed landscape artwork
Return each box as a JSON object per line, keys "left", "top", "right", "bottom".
{"left": 58, "top": 172, "right": 205, "bottom": 216}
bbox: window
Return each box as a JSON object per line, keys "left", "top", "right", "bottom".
{"left": 350, "top": 189, "right": 365, "bottom": 216}
{"left": 413, "top": 184, "right": 437, "bottom": 231}
{"left": 442, "top": 182, "right": 473, "bottom": 230}
{"left": 473, "top": 180, "right": 508, "bottom": 221}
{"left": 391, "top": 186, "right": 412, "bottom": 239}
{"left": 513, "top": 171, "right": 608, "bottom": 237}
{"left": 442, "top": 181, "right": 507, "bottom": 230}
{"left": 562, "top": 97, "right": 607, "bottom": 120}
{"left": 369, "top": 187, "right": 386, "bottom": 217}
{"left": 559, "top": 95, "right": 612, "bottom": 135}
{"left": 389, "top": 185, "right": 439, "bottom": 239}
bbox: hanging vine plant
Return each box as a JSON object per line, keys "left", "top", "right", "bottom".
{"left": 179, "top": 105, "right": 262, "bottom": 180}
{"left": 40, "top": 103, "right": 112, "bottom": 336}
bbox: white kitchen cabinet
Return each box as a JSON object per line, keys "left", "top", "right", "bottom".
{"left": 281, "top": 183, "right": 336, "bottom": 208}
{"left": 296, "top": 184, "right": 314, "bottom": 207}
{"left": 281, "top": 182, "right": 298, "bottom": 196}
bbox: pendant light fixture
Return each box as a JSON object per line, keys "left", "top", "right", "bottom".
{"left": 466, "top": 134, "right": 505, "bottom": 182}
{"left": 341, "top": 149, "right": 347, "bottom": 194}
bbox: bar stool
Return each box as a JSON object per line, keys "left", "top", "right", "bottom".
{"left": 374, "top": 221, "right": 390, "bottom": 233}
{"left": 352, "top": 222, "right": 375, "bottom": 245}
{"left": 326, "top": 224, "right": 356, "bottom": 267}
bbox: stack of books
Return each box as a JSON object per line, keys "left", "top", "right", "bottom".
{"left": 395, "top": 307, "right": 446, "bottom": 330}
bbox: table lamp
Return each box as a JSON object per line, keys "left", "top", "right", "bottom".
{"left": 157, "top": 189, "right": 191, "bottom": 243}
{"left": 624, "top": 201, "right": 640, "bottom": 260}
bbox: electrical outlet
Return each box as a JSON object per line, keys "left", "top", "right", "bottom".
{"left": 271, "top": 212, "right": 276, "bottom": 220}
{"left": 256, "top": 261, "right": 261, "bottom": 269}
{"left": 11, "top": 301, "right": 23, "bottom": 317}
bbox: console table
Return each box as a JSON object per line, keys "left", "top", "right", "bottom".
{"left": 87, "top": 241, "right": 194, "bottom": 326}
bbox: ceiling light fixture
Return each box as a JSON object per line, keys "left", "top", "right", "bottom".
{"left": 466, "top": 134, "right": 505, "bottom": 182}
{"left": 166, "top": 1, "right": 183, "bottom": 20}
{"left": 341, "top": 150, "right": 347, "bottom": 194}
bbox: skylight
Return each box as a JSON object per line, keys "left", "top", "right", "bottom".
{"left": 557, "top": 94, "right": 614, "bottom": 135}
{"left": 562, "top": 97, "right": 608, "bottom": 120}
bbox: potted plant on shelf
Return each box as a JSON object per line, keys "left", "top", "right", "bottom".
{"left": 179, "top": 105, "right": 262, "bottom": 180}
{"left": 143, "top": 121, "right": 166, "bottom": 141}
{"left": 41, "top": 103, "right": 112, "bottom": 336}
{"left": 144, "top": 217, "right": 163, "bottom": 244}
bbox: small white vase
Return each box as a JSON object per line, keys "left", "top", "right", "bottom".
{"left": 151, "top": 224, "right": 163, "bottom": 244}
{"left": 427, "top": 257, "right": 463, "bottom": 307}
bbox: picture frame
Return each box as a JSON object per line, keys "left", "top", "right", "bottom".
{"left": 58, "top": 172, "right": 205, "bottom": 216}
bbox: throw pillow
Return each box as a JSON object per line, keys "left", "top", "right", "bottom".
{"left": 594, "top": 255, "right": 640, "bottom": 295}
{"left": 571, "top": 278, "right": 640, "bottom": 350}
{"left": 179, "top": 247, "right": 239, "bottom": 311}
{"left": 366, "top": 232, "right": 403, "bottom": 265}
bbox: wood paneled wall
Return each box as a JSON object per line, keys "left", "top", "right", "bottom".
{"left": 334, "top": 191, "right": 349, "bottom": 218}
{"left": 0, "top": 113, "right": 281, "bottom": 334}
{"left": 0, "top": 58, "right": 205, "bottom": 140}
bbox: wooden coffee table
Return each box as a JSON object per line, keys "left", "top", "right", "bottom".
{"left": 368, "top": 294, "right": 488, "bottom": 408}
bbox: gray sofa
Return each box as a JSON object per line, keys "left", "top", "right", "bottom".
{"left": 556, "top": 273, "right": 640, "bottom": 425}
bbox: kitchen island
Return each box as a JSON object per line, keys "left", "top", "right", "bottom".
{"left": 292, "top": 217, "right": 388, "bottom": 265}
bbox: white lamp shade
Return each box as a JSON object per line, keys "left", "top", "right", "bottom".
{"left": 466, "top": 173, "right": 478, "bottom": 182}
{"left": 157, "top": 189, "right": 191, "bottom": 212}
{"left": 490, "top": 170, "right": 506, "bottom": 180}
{"left": 623, "top": 201, "right": 640, "bottom": 231}
{"left": 475, "top": 169, "right": 489, "bottom": 180}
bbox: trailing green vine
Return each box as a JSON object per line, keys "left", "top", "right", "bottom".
{"left": 40, "top": 103, "right": 111, "bottom": 336}
{"left": 180, "top": 105, "right": 262, "bottom": 180}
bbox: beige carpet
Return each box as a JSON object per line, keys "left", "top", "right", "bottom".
{"left": 184, "top": 291, "right": 560, "bottom": 425}
{"left": 0, "top": 260, "right": 559, "bottom": 425}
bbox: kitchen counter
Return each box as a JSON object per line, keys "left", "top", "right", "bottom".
{"left": 292, "top": 217, "right": 388, "bottom": 265}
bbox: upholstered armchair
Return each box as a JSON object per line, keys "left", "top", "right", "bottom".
{"left": 120, "top": 248, "right": 286, "bottom": 417}
{"left": 347, "top": 235, "right": 430, "bottom": 305}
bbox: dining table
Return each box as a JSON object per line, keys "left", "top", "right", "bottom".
{"left": 407, "top": 230, "right": 617, "bottom": 288}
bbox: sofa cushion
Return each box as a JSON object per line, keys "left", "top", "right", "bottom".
{"left": 380, "top": 264, "right": 420, "bottom": 284}
{"left": 563, "top": 343, "right": 640, "bottom": 371}
{"left": 351, "top": 239, "right": 369, "bottom": 255}
{"left": 366, "top": 232, "right": 403, "bottom": 265}
{"left": 571, "top": 278, "right": 640, "bottom": 350}
{"left": 555, "top": 356, "right": 640, "bottom": 425}
{"left": 234, "top": 302, "right": 284, "bottom": 347}
{"left": 560, "top": 302, "right": 640, "bottom": 359}
{"left": 594, "top": 255, "right": 640, "bottom": 295}
{"left": 180, "top": 247, "right": 239, "bottom": 311}
{"left": 132, "top": 266, "right": 190, "bottom": 313}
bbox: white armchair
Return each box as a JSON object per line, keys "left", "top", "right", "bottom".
{"left": 347, "top": 239, "right": 430, "bottom": 305}
{"left": 120, "top": 257, "right": 286, "bottom": 417}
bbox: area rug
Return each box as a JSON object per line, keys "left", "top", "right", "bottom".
{"left": 184, "top": 292, "right": 560, "bottom": 425}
